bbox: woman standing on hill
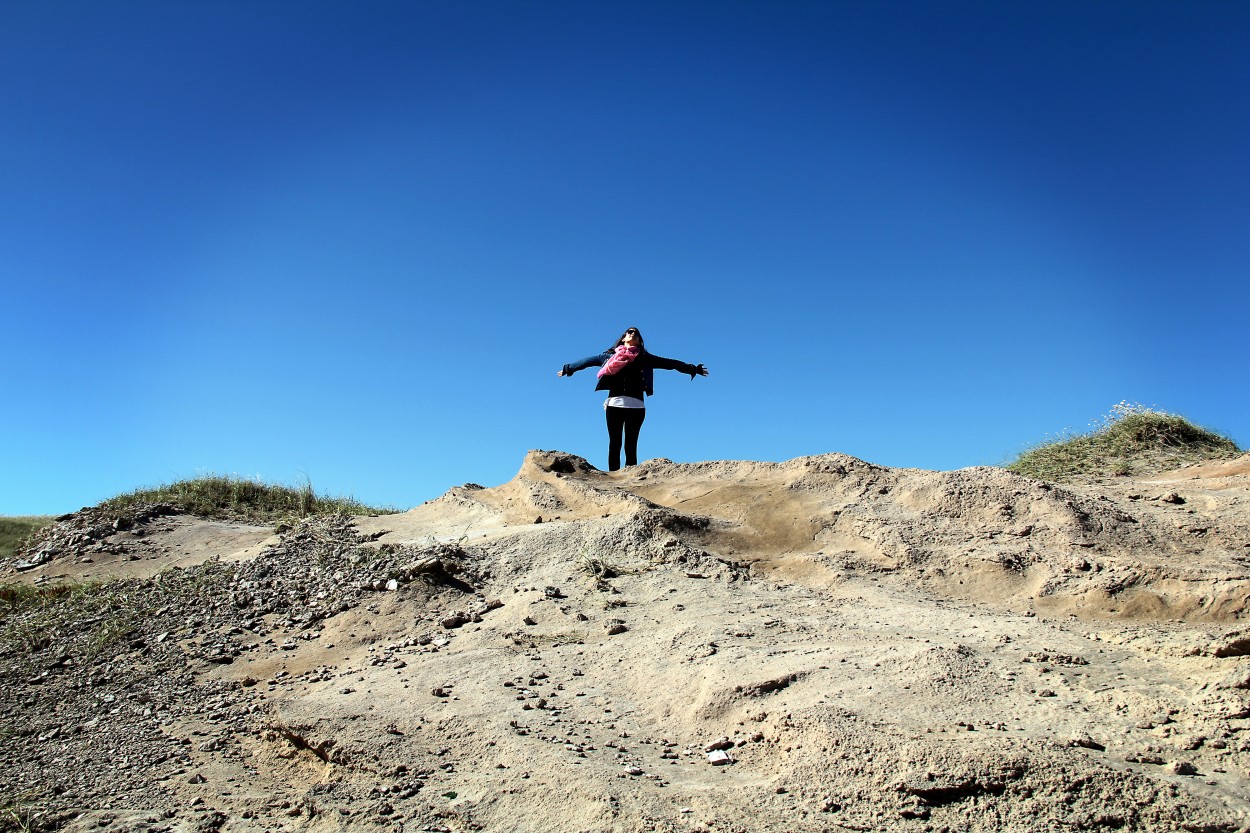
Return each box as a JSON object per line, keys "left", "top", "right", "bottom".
{"left": 558, "top": 327, "right": 708, "bottom": 472}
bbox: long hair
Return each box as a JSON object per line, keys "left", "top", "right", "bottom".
{"left": 609, "top": 327, "right": 645, "bottom": 352}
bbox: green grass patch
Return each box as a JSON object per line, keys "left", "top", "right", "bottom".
{"left": 1006, "top": 402, "right": 1242, "bottom": 481}
{"left": 0, "top": 792, "right": 41, "bottom": 833}
{"left": 101, "top": 474, "right": 397, "bottom": 524}
{"left": 0, "top": 582, "right": 87, "bottom": 612}
{"left": 0, "top": 580, "right": 103, "bottom": 655}
{"left": 0, "top": 576, "right": 192, "bottom": 661}
{"left": 0, "top": 517, "right": 54, "bottom": 562}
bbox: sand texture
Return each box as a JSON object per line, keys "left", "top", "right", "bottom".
{"left": 5, "top": 450, "right": 1250, "bottom": 832}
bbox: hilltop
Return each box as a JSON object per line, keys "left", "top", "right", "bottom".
{"left": 4, "top": 448, "right": 1250, "bottom": 833}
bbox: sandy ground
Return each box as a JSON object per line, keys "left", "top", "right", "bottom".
{"left": 8, "top": 450, "right": 1250, "bottom": 832}
{"left": 18, "top": 515, "right": 276, "bottom": 582}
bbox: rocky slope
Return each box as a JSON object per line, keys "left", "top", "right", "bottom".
{"left": 4, "top": 450, "right": 1250, "bottom": 833}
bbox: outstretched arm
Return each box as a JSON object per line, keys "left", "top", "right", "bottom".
{"left": 557, "top": 351, "right": 611, "bottom": 377}
{"left": 649, "top": 355, "right": 709, "bottom": 379}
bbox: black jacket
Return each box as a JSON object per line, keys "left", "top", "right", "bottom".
{"left": 562, "top": 349, "right": 701, "bottom": 400}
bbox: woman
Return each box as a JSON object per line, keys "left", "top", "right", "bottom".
{"left": 558, "top": 327, "right": 708, "bottom": 471}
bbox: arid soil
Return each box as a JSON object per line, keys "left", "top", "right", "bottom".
{"left": 5, "top": 450, "right": 1250, "bottom": 833}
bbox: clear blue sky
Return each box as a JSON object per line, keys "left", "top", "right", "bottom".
{"left": 3, "top": 1, "right": 1247, "bottom": 515}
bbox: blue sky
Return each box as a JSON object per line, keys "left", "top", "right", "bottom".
{"left": 3, "top": 1, "right": 1247, "bottom": 515}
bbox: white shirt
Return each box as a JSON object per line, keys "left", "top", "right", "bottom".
{"left": 604, "top": 395, "right": 645, "bottom": 409}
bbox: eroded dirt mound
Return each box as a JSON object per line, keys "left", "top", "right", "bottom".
{"left": 4, "top": 449, "right": 1250, "bottom": 833}
{"left": 1146, "top": 452, "right": 1250, "bottom": 483}
{"left": 11, "top": 502, "right": 274, "bottom": 581}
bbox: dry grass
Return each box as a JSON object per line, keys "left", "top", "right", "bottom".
{"left": 102, "top": 474, "right": 396, "bottom": 524}
{"left": 0, "top": 517, "right": 54, "bottom": 562}
{"left": 1006, "top": 402, "right": 1241, "bottom": 481}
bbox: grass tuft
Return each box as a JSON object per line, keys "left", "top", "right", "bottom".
{"left": 0, "top": 582, "right": 86, "bottom": 612}
{"left": 1006, "top": 402, "right": 1242, "bottom": 481}
{"left": 0, "top": 517, "right": 54, "bottom": 562}
{"left": 0, "top": 573, "right": 220, "bottom": 662}
{"left": 0, "top": 793, "right": 40, "bottom": 833}
{"left": 0, "top": 580, "right": 107, "bottom": 656}
{"left": 101, "top": 474, "right": 397, "bottom": 524}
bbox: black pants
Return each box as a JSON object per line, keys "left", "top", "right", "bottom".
{"left": 605, "top": 406, "right": 646, "bottom": 471}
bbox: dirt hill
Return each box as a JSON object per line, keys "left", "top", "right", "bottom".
{"left": 5, "top": 450, "right": 1250, "bottom": 833}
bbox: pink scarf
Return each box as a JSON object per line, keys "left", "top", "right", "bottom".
{"left": 597, "top": 345, "right": 640, "bottom": 378}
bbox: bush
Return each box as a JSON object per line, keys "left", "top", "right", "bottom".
{"left": 101, "top": 475, "right": 396, "bottom": 524}
{"left": 1005, "top": 402, "right": 1241, "bottom": 481}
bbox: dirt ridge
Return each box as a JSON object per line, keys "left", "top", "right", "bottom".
{"left": 4, "top": 449, "right": 1250, "bottom": 832}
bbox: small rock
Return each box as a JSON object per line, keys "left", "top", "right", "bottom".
{"left": 1169, "top": 760, "right": 1198, "bottom": 775}
{"left": 707, "top": 749, "right": 733, "bottom": 766}
{"left": 1068, "top": 732, "right": 1105, "bottom": 751}
{"left": 441, "top": 613, "right": 469, "bottom": 629}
